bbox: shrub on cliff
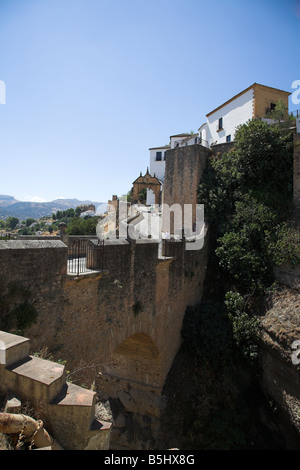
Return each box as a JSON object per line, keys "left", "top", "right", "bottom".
{"left": 267, "top": 221, "right": 300, "bottom": 267}
{"left": 198, "top": 118, "right": 293, "bottom": 228}
{"left": 196, "top": 116, "right": 294, "bottom": 358}
{"left": 198, "top": 118, "right": 293, "bottom": 292}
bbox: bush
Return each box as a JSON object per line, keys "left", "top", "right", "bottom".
{"left": 267, "top": 222, "right": 300, "bottom": 267}
{"left": 197, "top": 117, "right": 293, "bottom": 360}
{"left": 198, "top": 119, "right": 293, "bottom": 226}
{"left": 216, "top": 195, "right": 276, "bottom": 293}
{"left": 66, "top": 216, "right": 99, "bottom": 235}
{"left": 224, "top": 291, "right": 259, "bottom": 364}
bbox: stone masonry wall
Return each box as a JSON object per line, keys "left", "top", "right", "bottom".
{"left": 0, "top": 234, "right": 209, "bottom": 449}
{"left": 162, "top": 144, "right": 211, "bottom": 233}
{"left": 210, "top": 141, "right": 235, "bottom": 158}
{"left": 0, "top": 235, "right": 208, "bottom": 391}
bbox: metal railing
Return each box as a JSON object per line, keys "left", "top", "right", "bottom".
{"left": 291, "top": 109, "right": 300, "bottom": 118}
{"left": 68, "top": 238, "right": 104, "bottom": 275}
{"left": 162, "top": 238, "right": 176, "bottom": 258}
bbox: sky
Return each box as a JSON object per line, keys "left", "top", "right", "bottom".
{"left": 0, "top": 0, "right": 299, "bottom": 204}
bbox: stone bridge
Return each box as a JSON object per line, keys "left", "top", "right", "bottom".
{"left": 0, "top": 231, "right": 208, "bottom": 449}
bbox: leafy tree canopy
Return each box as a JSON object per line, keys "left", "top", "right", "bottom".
{"left": 195, "top": 115, "right": 295, "bottom": 360}
{"left": 5, "top": 217, "right": 19, "bottom": 230}
{"left": 66, "top": 216, "right": 100, "bottom": 235}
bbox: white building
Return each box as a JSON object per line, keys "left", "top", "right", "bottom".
{"left": 146, "top": 145, "right": 169, "bottom": 205}
{"left": 146, "top": 83, "right": 290, "bottom": 204}
{"left": 170, "top": 133, "right": 200, "bottom": 149}
{"left": 199, "top": 82, "right": 290, "bottom": 147}
{"left": 148, "top": 145, "right": 170, "bottom": 182}
{"left": 146, "top": 135, "right": 199, "bottom": 204}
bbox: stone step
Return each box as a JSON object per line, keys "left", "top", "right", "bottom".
{"left": 85, "top": 418, "right": 112, "bottom": 450}
{"left": 0, "top": 330, "right": 112, "bottom": 449}
{"left": 48, "top": 382, "right": 112, "bottom": 449}
{"left": 5, "top": 355, "right": 66, "bottom": 404}
{"left": 0, "top": 330, "right": 30, "bottom": 367}
{"left": 50, "top": 382, "right": 96, "bottom": 426}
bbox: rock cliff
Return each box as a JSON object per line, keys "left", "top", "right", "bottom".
{"left": 260, "top": 264, "right": 300, "bottom": 448}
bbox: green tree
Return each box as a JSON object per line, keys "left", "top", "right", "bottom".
{"left": 66, "top": 216, "right": 99, "bottom": 236}
{"left": 198, "top": 118, "right": 293, "bottom": 226}
{"left": 138, "top": 187, "right": 147, "bottom": 203}
{"left": 6, "top": 217, "right": 19, "bottom": 230}
{"left": 196, "top": 118, "right": 294, "bottom": 360}
{"left": 25, "top": 218, "right": 35, "bottom": 227}
{"left": 65, "top": 208, "right": 75, "bottom": 218}
{"left": 265, "top": 99, "right": 295, "bottom": 128}
{"left": 216, "top": 194, "right": 277, "bottom": 293}
{"left": 75, "top": 206, "right": 82, "bottom": 217}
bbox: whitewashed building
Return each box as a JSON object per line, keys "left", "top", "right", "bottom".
{"left": 146, "top": 134, "right": 199, "bottom": 204}
{"left": 146, "top": 83, "right": 290, "bottom": 204}
{"left": 170, "top": 133, "right": 200, "bottom": 149}
{"left": 199, "top": 82, "right": 290, "bottom": 147}
{"left": 146, "top": 145, "right": 169, "bottom": 205}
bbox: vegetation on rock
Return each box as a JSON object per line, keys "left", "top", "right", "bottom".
{"left": 179, "top": 113, "right": 296, "bottom": 449}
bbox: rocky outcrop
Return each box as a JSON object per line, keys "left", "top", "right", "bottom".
{"left": 260, "top": 264, "right": 300, "bottom": 449}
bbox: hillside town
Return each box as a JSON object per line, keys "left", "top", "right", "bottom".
{"left": 1, "top": 76, "right": 300, "bottom": 452}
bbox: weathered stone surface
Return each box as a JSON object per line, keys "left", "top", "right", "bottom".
{"left": 274, "top": 264, "right": 300, "bottom": 290}
{"left": 0, "top": 232, "right": 209, "bottom": 449}
{"left": 260, "top": 265, "right": 300, "bottom": 448}
{"left": 163, "top": 144, "right": 210, "bottom": 233}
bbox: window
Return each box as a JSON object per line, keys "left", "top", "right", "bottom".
{"left": 266, "top": 103, "right": 276, "bottom": 114}
{"left": 226, "top": 135, "right": 231, "bottom": 142}
{"left": 218, "top": 117, "right": 223, "bottom": 131}
{"left": 155, "top": 151, "right": 162, "bottom": 161}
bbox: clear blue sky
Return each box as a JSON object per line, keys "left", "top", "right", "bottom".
{"left": 0, "top": 0, "right": 299, "bottom": 203}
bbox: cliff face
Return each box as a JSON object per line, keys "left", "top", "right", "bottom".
{"left": 260, "top": 265, "right": 300, "bottom": 449}
{"left": 156, "top": 263, "right": 300, "bottom": 451}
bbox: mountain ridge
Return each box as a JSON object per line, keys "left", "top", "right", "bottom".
{"left": 0, "top": 195, "right": 105, "bottom": 220}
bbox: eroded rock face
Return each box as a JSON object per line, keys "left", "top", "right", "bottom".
{"left": 260, "top": 267, "right": 300, "bottom": 449}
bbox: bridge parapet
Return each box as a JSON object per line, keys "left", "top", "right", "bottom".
{"left": 0, "top": 231, "right": 209, "bottom": 449}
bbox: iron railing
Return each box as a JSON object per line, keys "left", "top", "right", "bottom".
{"left": 162, "top": 238, "right": 176, "bottom": 258}
{"left": 291, "top": 109, "right": 300, "bottom": 118}
{"left": 68, "top": 238, "right": 104, "bottom": 275}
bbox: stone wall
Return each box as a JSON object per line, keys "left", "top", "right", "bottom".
{"left": 0, "top": 233, "right": 209, "bottom": 449}
{"left": 260, "top": 263, "right": 300, "bottom": 449}
{"left": 162, "top": 144, "right": 211, "bottom": 233}
{"left": 211, "top": 141, "right": 235, "bottom": 157}
{"left": 253, "top": 83, "right": 290, "bottom": 118}
{"left": 0, "top": 239, "right": 67, "bottom": 288}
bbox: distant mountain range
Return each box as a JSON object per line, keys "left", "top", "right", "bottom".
{"left": 0, "top": 195, "right": 105, "bottom": 220}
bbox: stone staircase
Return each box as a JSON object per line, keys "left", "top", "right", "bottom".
{"left": 0, "top": 330, "right": 112, "bottom": 450}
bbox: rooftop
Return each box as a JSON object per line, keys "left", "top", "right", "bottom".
{"left": 206, "top": 82, "right": 291, "bottom": 117}
{"left": 149, "top": 145, "right": 171, "bottom": 150}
